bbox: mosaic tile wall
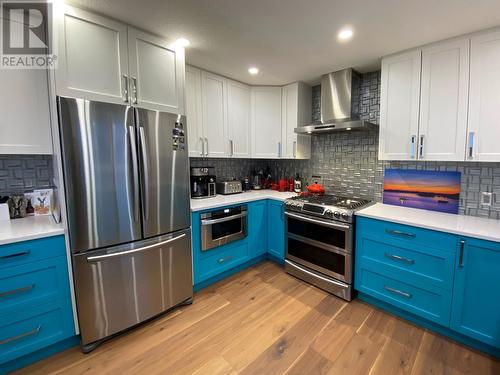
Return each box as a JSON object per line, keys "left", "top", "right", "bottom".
{"left": 0, "top": 155, "right": 54, "bottom": 196}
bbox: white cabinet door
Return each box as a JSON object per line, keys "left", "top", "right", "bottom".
{"left": 56, "top": 5, "right": 129, "bottom": 104}
{"left": 185, "top": 65, "right": 204, "bottom": 157}
{"left": 251, "top": 87, "right": 282, "bottom": 158}
{"left": 0, "top": 69, "right": 52, "bottom": 154}
{"left": 419, "top": 39, "right": 469, "bottom": 161}
{"left": 281, "top": 82, "right": 311, "bottom": 159}
{"left": 227, "top": 80, "right": 251, "bottom": 158}
{"left": 468, "top": 30, "right": 500, "bottom": 161}
{"left": 379, "top": 50, "right": 422, "bottom": 160}
{"left": 201, "top": 71, "right": 228, "bottom": 157}
{"left": 128, "top": 28, "right": 185, "bottom": 114}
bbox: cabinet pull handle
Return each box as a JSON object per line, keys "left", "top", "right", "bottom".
{"left": 0, "top": 250, "right": 30, "bottom": 260}
{"left": 205, "top": 138, "right": 209, "bottom": 156}
{"left": 0, "top": 325, "right": 41, "bottom": 345}
{"left": 410, "top": 135, "right": 416, "bottom": 159}
{"left": 384, "top": 285, "right": 412, "bottom": 299}
{"left": 278, "top": 142, "right": 282, "bottom": 157}
{"left": 419, "top": 135, "right": 425, "bottom": 159}
{"left": 131, "top": 76, "right": 138, "bottom": 104}
{"left": 293, "top": 140, "right": 297, "bottom": 158}
{"left": 459, "top": 240, "right": 465, "bottom": 268}
{"left": 468, "top": 132, "right": 475, "bottom": 160}
{"left": 385, "top": 229, "right": 416, "bottom": 238}
{"left": 384, "top": 253, "right": 415, "bottom": 265}
{"left": 230, "top": 139, "right": 234, "bottom": 156}
{"left": 122, "top": 74, "right": 129, "bottom": 102}
{"left": 0, "top": 284, "right": 35, "bottom": 298}
{"left": 218, "top": 256, "right": 233, "bottom": 264}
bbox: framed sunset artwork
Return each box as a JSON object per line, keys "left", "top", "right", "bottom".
{"left": 383, "top": 169, "right": 461, "bottom": 214}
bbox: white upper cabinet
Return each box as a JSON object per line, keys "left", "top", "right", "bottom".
{"left": 201, "top": 71, "right": 228, "bottom": 157}
{"left": 56, "top": 5, "right": 129, "bottom": 104}
{"left": 379, "top": 50, "right": 422, "bottom": 160}
{"left": 251, "top": 87, "right": 283, "bottom": 158}
{"left": 419, "top": 39, "right": 469, "bottom": 161}
{"left": 0, "top": 65, "right": 52, "bottom": 155}
{"left": 185, "top": 65, "right": 203, "bottom": 157}
{"left": 468, "top": 30, "right": 500, "bottom": 162}
{"left": 227, "top": 80, "right": 251, "bottom": 158}
{"left": 281, "top": 82, "right": 312, "bottom": 159}
{"left": 128, "top": 28, "right": 185, "bottom": 114}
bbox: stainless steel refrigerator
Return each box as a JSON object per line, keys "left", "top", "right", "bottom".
{"left": 58, "top": 96, "right": 192, "bottom": 351}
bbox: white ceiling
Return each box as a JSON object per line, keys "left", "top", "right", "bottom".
{"left": 71, "top": 0, "right": 500, "bottom": 85}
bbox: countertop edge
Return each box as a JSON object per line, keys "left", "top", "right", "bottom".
{"left": 0, "top": 228, "right": 65, "bottom": 246}
{"left": 190, "top": 191, "right": 296, "bottom": 212}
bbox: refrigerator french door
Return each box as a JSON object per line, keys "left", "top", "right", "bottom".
{"left": 58, "top": 97, "right": 192, "bottom": 350}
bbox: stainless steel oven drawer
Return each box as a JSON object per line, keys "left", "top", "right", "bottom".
{"left": 201, "top": 206, "right": 248, "bottom": 251}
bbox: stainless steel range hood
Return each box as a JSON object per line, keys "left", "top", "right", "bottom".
{"left": 295, "top": 68, "right": 377, "bottom": 134}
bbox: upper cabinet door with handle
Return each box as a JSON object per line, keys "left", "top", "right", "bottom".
{"left": 227, "top": 80, "right": 251, "bottom": 158}
{"left": 379, "top": 50, "right": 422, "bottom": 160}
{"left": 251, "top": 87, "right": 282, "bottom": 158}
{"left": 468, "top": 30, "right": 500, "bottom": 162}
{"left": 419, "top": 39, "right": 469, "bottom": 161}
{"left": 185, "top": 65, "right": 203, "bottom": 157}
{"left": 56, "top": 5, "right": 129, "bottom": 104}
{"left": 127, "top": 28, "right": 185, "bottom": 114}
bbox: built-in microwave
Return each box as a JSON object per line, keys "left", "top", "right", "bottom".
{"left": 200, "top": 205, "right": 247, "bottom": 251}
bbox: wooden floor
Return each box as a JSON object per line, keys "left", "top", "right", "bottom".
{"left": 17, "top": 262, "right": 499, "bottom": 375}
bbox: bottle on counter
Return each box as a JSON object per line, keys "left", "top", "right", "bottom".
{"left": 294, "top": 174, "right": 302, "bottom": 193}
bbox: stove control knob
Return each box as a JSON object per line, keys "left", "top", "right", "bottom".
{"left": 325, "top": 209, "right": 333, "bottom": 217}
{"left": 341, "top": 212, "right": 349, "bottom": 221}
{"left": 333, "top": 211, "right": 341, "bottom": 219}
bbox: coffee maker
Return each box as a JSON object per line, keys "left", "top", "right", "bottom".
{"left": 190, "top": 167, "right": 216, "bottom": 199}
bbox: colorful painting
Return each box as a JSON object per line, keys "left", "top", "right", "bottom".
{"left": 383, "top": 169, "right": 461, "bottom": 214}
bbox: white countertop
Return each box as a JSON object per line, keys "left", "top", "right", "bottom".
{"left": 356, "top": 203, "right": 500, "bottom": 243}
{"left": 0, "top": 216, "right": 65, "bottom": 246}
{"left": 190, "top": 190, "right": 298, "bottom": 212}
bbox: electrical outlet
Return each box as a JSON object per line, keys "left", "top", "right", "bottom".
{"left": 481, "top": 192, "right": 494, "bottom": 207}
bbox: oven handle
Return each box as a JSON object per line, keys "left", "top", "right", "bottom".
{"left": 285, "top": 211, "right": 350, "bottom": 230}
{"left": 201, "top": 212, "right": 248, "bottom": 226}
{"left": 285, "top": 260, "right": 350, "bottom": 289}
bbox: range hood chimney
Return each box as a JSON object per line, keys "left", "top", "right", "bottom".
{"left": 295, "top": 68, "right": 377, "bottom": 134}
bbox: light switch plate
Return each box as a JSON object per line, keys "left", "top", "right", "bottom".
{"left": 481, "top": 192, "right": 494, "bottom": 207}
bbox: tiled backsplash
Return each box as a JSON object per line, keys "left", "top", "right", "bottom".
{"left": 0, "top": 155, "right": 53, "bottom": 195}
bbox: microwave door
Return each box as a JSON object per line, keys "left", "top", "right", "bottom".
{"left": 136, "top": 109, "right": 190, "bottom": 238}
{"left": 58, "top": 97, "right": 142, "bottom": 253}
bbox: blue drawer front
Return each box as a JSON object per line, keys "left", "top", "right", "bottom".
{"left": 357, "top": 217, "right": 457, "bottom": 253}
{"left": 356, "top": 236, "right": 455, "bottom": 291}
{"left": 0, "top": 257, "right": 70, "bottom": 315}
{"left": 194, "top": 241, "right": 249, "bottom": 284}
{"left": 0, "top": 236, "right": 66, "bottom": 270}
{"left": 0, "top": 302, "right": 74, "bottom": 364}
{"left": 356, "top": 268, "right": 451, "bottom": 326}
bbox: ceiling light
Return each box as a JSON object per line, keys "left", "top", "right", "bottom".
{"left": 174, "top": 38, "right": 190, "bottom": 48}
{"left": 338, "top": 28, "right": 353, "bottom": 41}
{"left": 346, "top": 127, "right": 352, "bottom": 131}
{"left": 248, "top": 67, "right": 259, "bottom": 75}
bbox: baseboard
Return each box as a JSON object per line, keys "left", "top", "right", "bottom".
{"left": 266, "top": 253, "right": 285, "bottom": 265}
{"left": 357, "top": 292, "right": 500, "bottom": 359}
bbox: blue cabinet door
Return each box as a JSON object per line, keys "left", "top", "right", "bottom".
{"left": 450, "top": 237, "right": 500, "bottom": 348}
{"left": 248, "top": 201, "right": 267, "bottom": 257}
{"left": 267, "top": 200, "right": 285, "bottom": 262}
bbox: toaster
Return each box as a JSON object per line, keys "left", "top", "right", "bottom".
{"left": 216, "top": 180, "right": 243, "bottom": 195}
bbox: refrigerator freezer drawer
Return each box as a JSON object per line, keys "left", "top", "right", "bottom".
{"left": 72, "top": 229, "right": 193, "bottom": 345}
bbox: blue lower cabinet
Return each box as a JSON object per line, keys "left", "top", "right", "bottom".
{"left": 248, "top": 200, "right": 267, "bottom": 257}
{"left": 450, "top": 237, "right": 500, "bottom": 348}
{"left": 267, "top": 200, "right": 285, "bottom": 262}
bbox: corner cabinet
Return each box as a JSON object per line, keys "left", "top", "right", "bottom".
{"left": 56, "top": 4, "right": 185, "bottom": 113}
{"left": 227, "top": 80, "right": 251, "bottom": 158}
{"left": 450, "top": 237, "right": 500, "bottom": 348}
{"left": 267, "top": 200, "right": 285, "bottom": 262}
{"left": 185, "top": 65, "right": 203, "bottom": 157}
{"left": 251, "top": 87, "right": 283, "bottom": 158}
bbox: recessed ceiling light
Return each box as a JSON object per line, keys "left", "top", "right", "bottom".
{"left": 248, "top": 67, "right": 259, "bottom": 75}
{"left": 338, "top": 28, "right": 354, "bottom": 41}
{"left": 174, "top": 38, "right": 190, "bottom": 48}
{"left": 346, "top": 127, "right": 352, "bottom": 131}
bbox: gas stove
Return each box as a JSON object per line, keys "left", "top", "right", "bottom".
{"left": 284, "top": 194, "right": 372, "bottom": 223}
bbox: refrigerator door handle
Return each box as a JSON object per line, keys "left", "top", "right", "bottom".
{"left": 128, "top": 126, "right": 140, "bottom": 222}
{"left": 139, "top": 126, "right": 150, "bottom": 220}
{"left": 86, "top": 233, "right": 187, "bottom": 262}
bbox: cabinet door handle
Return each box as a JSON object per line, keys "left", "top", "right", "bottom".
{"left": 384, "top": 285, "right": 412, "bottom": 299}
{"left": 0, "top": 325, "right": 41, "bottom": 345}
{"left": 419, "top": 135, "right": 425, "bottom": 159}
{"left": 459, "top": 240, "right": 465, "bottom": 268}
{"left": 131, "top": 76, "right": 138, "bottom": 104}
{"left": 468, "top": 132, "right": 475, "bottom": 160}
{"left": 293, "top": 140, "right": 297, "bottom": 158}
{"left": 384, "top": 253, "right": 415, "bottom": 265}
{"left": 278, "top": 142, "right": 282, "bottom": 157}
{"left": 122, "top": 74, "right": 129, "bottom": 102}
{"left": 205, "top": 138, "right": 209, "bottom": 156}
{"left": 218, "top": 256, "right": 233, "bottom": 264}
{"left": 410, "top": 135, "right": 416, "bottom": 159}
{"left": 385, "top": 229, "right": 416, "bottom": 238}
{"left": 230, "top": 139, "right": 234, "bottom": 156}
{"left": 0, "top": 284, "right": 35, "bottom": 298}
{"left": 0, "top": 250, "right": 30, "bottom": 260}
